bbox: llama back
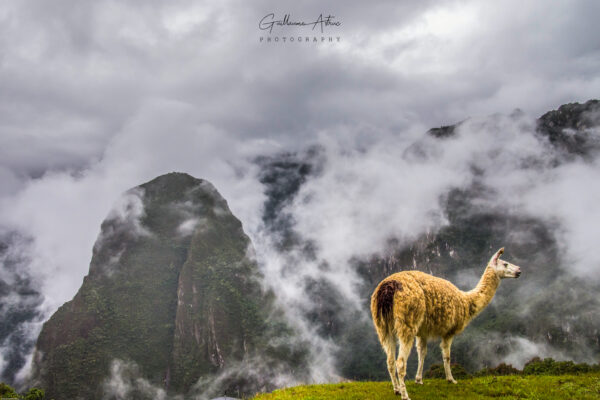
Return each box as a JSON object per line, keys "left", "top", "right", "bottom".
{"left": 407, "top": 271, "right": 471, "bottom": 338}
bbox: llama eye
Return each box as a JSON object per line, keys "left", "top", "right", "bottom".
{"left": 503, "top": 263, "right": 508, "bottom": 267}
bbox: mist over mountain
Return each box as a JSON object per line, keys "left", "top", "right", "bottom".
{"left": 0, "top": 232, "right": 43, "bottom": 384}
{"left": 2, "top": 1, "right": 600, "bottom": 398}
{"left": 0, "top": 100, "right": 599, "bottom": 398}
{"left": 252, "top": 99, "right": 600, "bottom": 379}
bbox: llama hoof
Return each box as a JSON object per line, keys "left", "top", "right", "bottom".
{"left": 415, "top": 378, "right": 423, "bottom": 384}
{"left": 393, "top": 391, "right": 410, "bottom": 400}
{"left": 447, "top": 378, "right": 457, "bottom": 384}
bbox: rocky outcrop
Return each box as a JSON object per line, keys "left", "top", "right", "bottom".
{"left": 31, "top": 173, "right": 303, "bottom": 399}
{"left": 536, "top": 99, "right": 600, "bottom": 158}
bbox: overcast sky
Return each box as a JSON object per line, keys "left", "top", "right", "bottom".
{"left": 1, "top": 0, "right": 599, "bottom": 181}
{"left": 1, "top": 0, "right": 600, "bottom": 384}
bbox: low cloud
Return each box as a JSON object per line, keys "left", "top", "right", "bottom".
{"left": 461, "top": 332, "right": 571, "bottom": 370}
{"left": 102, "top": 356, "right": 301, "bottom": 400}
{"left": 0, "top": 231, "right": 44, "bottom": 385}
{"left": 104, "top": 188, "right": 151, "bottom": 238}
{"left": 176, "top": 218, "right": 201, "bottom": 236}
{"left": 102, "top": 359, "right": 175, "bottom": 400}
{"left": 501, "top": 337, "right": 569, "bottom": 369}
{"left": 248, "top": 232, "right": 343, "bottom": 382}
{"left": 191, "top": 355, "right": 298, "bottom": 400}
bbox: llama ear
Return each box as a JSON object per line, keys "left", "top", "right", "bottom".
{"left": 491, "top": 247, "right": 505, "bottom": 264}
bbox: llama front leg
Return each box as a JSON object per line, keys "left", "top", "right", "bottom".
{"left": 383, "top": 338, "right": 401, "bottom": 394}
{"left": 396, "top": 336, "right": 415, "bottom": 400}
{"left": 440, "top": 336, "right": 457, "bottom": 384}
{"left": 415, "top": 336, "right": 427, "bottom": 384}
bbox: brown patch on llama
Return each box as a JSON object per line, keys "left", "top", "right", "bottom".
{"left": 376, "top": 280, "right": 403, "bottom": 322}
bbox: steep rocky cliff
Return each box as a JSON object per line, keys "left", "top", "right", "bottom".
{"left": 31, "top": 173, "right": 304, "bottom": 399}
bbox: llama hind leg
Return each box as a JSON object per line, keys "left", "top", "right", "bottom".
{"left": 396, "top": 336, "right": 415, "bottom": 400}
{"left": 415, "top": 336, "right": 427, "bottom": 384}
{"left": 383, "top": 337, "right": 401, "bottom": 394}
{"left": 441, "top": 336, "right": 457, "bottom": 384}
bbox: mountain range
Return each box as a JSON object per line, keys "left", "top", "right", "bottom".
{"left": 0, "top": 100, "right": 598, "bottom": 398}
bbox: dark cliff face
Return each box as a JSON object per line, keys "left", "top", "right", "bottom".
{"left": 536, "top": 99, "right": 600, "bottom": 159}
{"left": 31, "top": 173, "right": 304, "bottom": 399}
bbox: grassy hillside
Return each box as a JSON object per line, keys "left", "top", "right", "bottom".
{"left": 252, "top": 373, "right": 600, "bottom": 399}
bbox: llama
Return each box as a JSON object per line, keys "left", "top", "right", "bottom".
{"left": 370, "top": 248, "right": 521, "bottom": 400}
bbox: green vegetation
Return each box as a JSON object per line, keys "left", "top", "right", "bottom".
{"left": 0, "top": 383, "right": 19, "bottom": 398}
{"left": 0, "top": 383, "right": 44, "bottom": 400}
{"left": 22, "top": 388, "right": 45, "bottom": 400}
{"left": 523, "top": 357, "right": 600, "bottom": 376}
{"left": 252, "top": 373, "right": 600, "bottom": 400}
{"left": 474, "top": 362, "right": 521, "bottom": 376}
{"left": 424, "top": 363, "right": 470, "bottom": 379}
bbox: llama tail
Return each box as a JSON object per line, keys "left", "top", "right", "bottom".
{"left": 371, "top": 280, "right": 402, "bottom": 339}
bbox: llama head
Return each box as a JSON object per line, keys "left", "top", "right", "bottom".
{"left": 489, "top": 247, "right": 521, "bottom": 279}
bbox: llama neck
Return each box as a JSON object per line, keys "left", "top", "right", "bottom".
{"left": 466, "top": 265, "right": 500, "bottom": 318}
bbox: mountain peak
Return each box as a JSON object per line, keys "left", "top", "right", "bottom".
{"left": 31, "top": 174, "right": 303, "bottom": 399}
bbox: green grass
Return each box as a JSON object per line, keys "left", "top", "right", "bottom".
{"left": 252, "top": 373, "right": 600, "bottom": 399}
